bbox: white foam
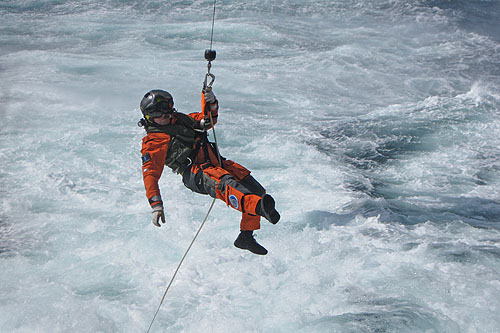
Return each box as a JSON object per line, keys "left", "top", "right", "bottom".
{"left": 1, "top": 1, "right": 500, "bottom": 332}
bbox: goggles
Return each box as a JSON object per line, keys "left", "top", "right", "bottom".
{"left": 145, "top": 101, "right": 174, "bottom": 118}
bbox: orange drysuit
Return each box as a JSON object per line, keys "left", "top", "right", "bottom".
{"left": 141, "top": 93, "right": 266, "bottom": 231}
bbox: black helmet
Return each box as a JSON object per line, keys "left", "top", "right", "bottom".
{"left": 140, "top": 90, "right": 175, "bottom": 123}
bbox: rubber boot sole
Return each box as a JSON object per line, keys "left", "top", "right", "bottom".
{"left": 261, "top": 194, "right": 280, "bottom": 224}
{"left": 234, "top": 232, "right": 268, "bottom": 255}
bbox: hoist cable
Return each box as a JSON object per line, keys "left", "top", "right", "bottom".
{"left": 146, "top": 1, "right": 219, "bottom": 332}
{"left": 209, "top": 0, "right": 217, "bottom": 49}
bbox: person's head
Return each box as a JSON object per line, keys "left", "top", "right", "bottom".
{"left": 140, "top": 90, "right": 175, "bottom": 126}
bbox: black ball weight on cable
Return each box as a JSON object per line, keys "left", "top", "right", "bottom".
{"left": 205, "top": 49, "right": 216, "bottom": 61}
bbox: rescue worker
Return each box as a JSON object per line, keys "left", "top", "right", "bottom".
{"left": 138, "top": 89, "right": 280, "bottom": 255}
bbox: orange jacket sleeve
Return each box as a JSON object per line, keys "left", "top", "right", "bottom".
{"left": 188, "top": 91, "right": 218, "bottom": 128}
{"left": 141, "top": 133, "right": 170, "bottom": 207}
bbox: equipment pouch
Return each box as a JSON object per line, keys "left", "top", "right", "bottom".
{"left": 165, "top": 136, "right": 195, "bottom": 174}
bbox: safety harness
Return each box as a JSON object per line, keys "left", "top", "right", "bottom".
{"left": 143, "top": 112, "right": 214, "bottom": 174}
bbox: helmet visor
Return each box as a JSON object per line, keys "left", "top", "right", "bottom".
{"left": 145, "top": 101, "right": 174, "bottom": 118}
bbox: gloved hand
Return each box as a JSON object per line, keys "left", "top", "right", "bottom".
{"left": 152, "top": 205, "right": 165, "bottom": 227}
{"left": 200, "top": 118, "right": 211, "bottom": 129}
{"left": 203, "top": 89, "right": 216, "bottom": 104}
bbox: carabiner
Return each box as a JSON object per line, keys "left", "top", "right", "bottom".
{"left": 203, "top": 61, "right": 216, "bottom": 90}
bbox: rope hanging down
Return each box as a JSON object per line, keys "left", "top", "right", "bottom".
{"left": 146, "top": 199, "right": 217, "bottom": 333}
{"left": 146, "top": 1, "right": 218, "bottom": 332}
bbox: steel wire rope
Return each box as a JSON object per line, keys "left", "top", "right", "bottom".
{"left": 209, "top": 0, "right": 217, "bottom": 50}
{"left": 146, "top": 1, "right": 219, "bottom": 332}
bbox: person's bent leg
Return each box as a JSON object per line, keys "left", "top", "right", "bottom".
{"left": 201, "top": 167, "right": 261, "bottom": 214}
{"left": 240, "top": 212, "right": 260, "bottom": 231}
{"left": 240, "top": 175, "right": 280, "bottom": 224}
{"left": 199, "top": 166, "right": 278, "bottom": 255}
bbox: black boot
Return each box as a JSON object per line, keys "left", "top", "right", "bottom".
{"left": 256, "top": 194, "right": 280, "bottom": 224}
{"left": 234, "top": 231, "right": 268, "bottom": 255}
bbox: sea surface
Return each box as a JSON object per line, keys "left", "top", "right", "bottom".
{"left": 1, "top": 0, "right": 500, "bottom": 332}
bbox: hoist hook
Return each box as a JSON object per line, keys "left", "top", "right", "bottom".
{"left": 203, "top": 49, "right": 216, "bottom": 90}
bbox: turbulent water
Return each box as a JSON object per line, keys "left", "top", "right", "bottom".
{"left": 2, "top": 0, "right": 500, "bottom": 332}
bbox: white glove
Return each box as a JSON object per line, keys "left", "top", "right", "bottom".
{"left": 152, "top": 205, "right": 165, "bottom": 227}
{"left": 203, "top": 89, "right": 216, "bottom": 103}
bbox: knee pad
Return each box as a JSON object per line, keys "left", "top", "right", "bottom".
{"left": 225, "top": 184, "right": 245, "bottom": 212}
{"left": 219, "top": 175, "right": 262, "bottom": 214}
